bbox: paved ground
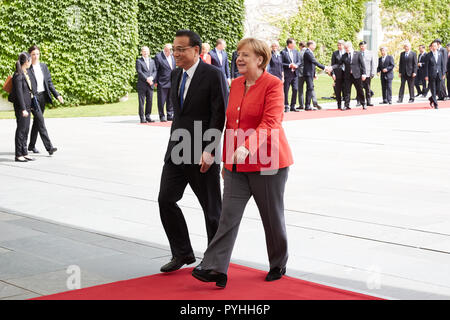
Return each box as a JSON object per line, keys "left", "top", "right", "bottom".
{"left": 1, "top": 96, "right": 450, "bottom": 300}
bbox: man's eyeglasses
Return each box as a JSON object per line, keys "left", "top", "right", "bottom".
{"left": 173, "top": 46, "right": 193, "bottom": 53}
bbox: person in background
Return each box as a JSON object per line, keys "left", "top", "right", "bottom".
{"left": 304, "top": 40, "right": 330, "bottom": 111}
{"left": 200, "top": 43, "right": 212, "bottom": 64}
{"left": 27, "top": 45, "right": 60, "bottom": 155}
{"left": 358, "top": 41, "right": 377, "bottom": 107}
{"left": 136, "top": 46, "right": 157, "bottom": 123}
{"left": 267, "top": 41, "right": 284, "bottom": 82}
{"left": 425, "top": 40, "right": 446, "bottom": 109}
{"left": 210, "top": 39, "right": 231, "bottom": 86}
{"left": 10, "top": 52, "right": 34, "bottom": 162}
{"left": 377, "top": 46, "right": 395, "bottom": 105}
{"left": 435, "top": 39, "right": 448, "bottom": 100}
{"left": 230, "top": 50, "right": 241, "bottom": 80}
{"left": 331, "top": 40, "right": 346, "bottom": 110}
{"left": 397, "top": 42, "right": 417, "bottom": 103}
{"left": 281, "top": 38, "right": 300, "bottom": 112}
{"left": 192, "top": 38, "right": 294, "bottom": 288}
{"left": 154, "top": 44, "right": 175, "bottom": 122}
{"left": 415, "top": 45, "right": 428, "bottom": 98}
{"left": 446, "top": 43, "right": 450, "bottom": 100}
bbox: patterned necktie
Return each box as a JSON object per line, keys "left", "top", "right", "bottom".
{"left": 179, "top": 72, "right": 188, "bottom": 109}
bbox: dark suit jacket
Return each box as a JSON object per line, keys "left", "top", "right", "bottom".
{"left": 331, "top": 50, "right": 345, "bottom": 79}
{"left": 417, "top": 52, "right": 427, "bottom": 80}
{"left": 209, "top": 48, "right": 230, "bottom": 80}
{"left": 154, "top": 51, "right": 175, "bottom": 88}
{"left": 333, "top": 51, "right": 366, "bottom": 79}
{"left": 267, "top": 51, "right": 283, "bottom": 80}
{"left": 399, "top": 51, "right": 418, "bottom": 77}
{"left": 440, "top": 47, "right": 448, "bottom": 74}
{"left": 426, "top": 51, "right": 446, "bottom": 79}
{"left": 303, "top": 48, "right": 325, "bottom": 77}
{"left": 165, "top": 59, "right": 228, "bottom": 164}
{"left": 281, "top": 48, "right": 300, "bottom": 77}
{"left": 136, "top": 57, "right": 157, "bottom": 91}
{"left": 230, "top": 51, "right": 240, "bottom": 79}
{"left": 27, "top": 63, "right": 60, "bottom": 104}
{"left": 11, "top": 72, "right": 36, "bottom": 111}
{"left": 377, "top": 55, "right": 395, "bottom": 80}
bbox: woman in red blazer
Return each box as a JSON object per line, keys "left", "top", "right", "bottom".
{"left": 192, "top": 38, "right": 294, "bottom": 288}
{"left": 200, "top": 43, "right": 212, "bottom": 64}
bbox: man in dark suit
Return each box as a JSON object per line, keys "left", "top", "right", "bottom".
{"left": 281, "top": 38, "right": 300, "bottom": 112}
{"left": 435, "top": 39, "right": 448, "bottom": 100}
{"left": 425, "top": 41, "right": 446, "bottom": 109}
{"left": 398, "top": 42, "right": 418, "bottom": 103}
{"left": 332, "top": 41, "right": 366, "bottom": 110}
{"left": 268, "top": 41, "right": 283, "bottom": 81}
{"left": 377, "top": 46, "right": 395, "bottom": 104}
{"left": 136, "top": 46, "right": 157, "bottom": 123}
{"left": 209, "top": 39, "right": 231, "bottom": 86}
{"left": 446, "top": 43, "right": 450, "bottom": 99}
{"left": 359, "top": 41, "right": 377, "bottom": 106}
{"left": 27, "top": 45, "right": 61, "bottom": 155}
{"left": 303, "top": 40, "right": 330, "bottom": 111}
{"left": 154, "top": 44, "right": 175, "bottom": 122}
{"left": 158, "top": 30, "right": 227, "bottom": 273}
{"left": 230, "top": 50, "right": 241, "bottom": 80}
{"left": 331, "top": 40, "right": 346, "bottom": 109}
{"left": 415, "top": 45, "right": 428, "bottom": 97}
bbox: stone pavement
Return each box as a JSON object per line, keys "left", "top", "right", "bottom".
{"left": 1, "top": 97, "right": 450, "bottom": 300}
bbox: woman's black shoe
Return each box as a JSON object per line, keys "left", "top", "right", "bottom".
{"left": 265, "top": 267, "right": 286, "bottom": 281}
{"left": 192, "top": 266, "right": 227, "bottom": 288}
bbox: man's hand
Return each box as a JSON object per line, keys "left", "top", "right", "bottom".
{"left": 332, "top": 74, "right": 336, "bottom": 81}
{"left": 399, "top": 73, "right": 402, "bottom": 78}
{"left": 233, "top": 146, "right": 249, "bottom": 164}
{"left": 199, "top": 151, "right": 215, "bottom": 173}
{"left": 57, "top": 96, "right": 64, "bottom": 104}
{"left": 383, "top": 68, "right": 388, "bottom": 73}
{"left": 412, "top": 73, "right": 416, "bottom": 78}
{"left": 147, "top": 78, "right": 153, "bottom": 86}
{"left": 22, "top": 110, "right": 29, "bottom": 118}
{"left": 425, "top": 76, "right": 429, "bottom": 81}
{"left": 361, "top": 75, "right": 367, "bottom": 81}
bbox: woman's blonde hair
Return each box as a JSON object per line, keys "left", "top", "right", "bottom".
{"left": 237, "top": 38, "right": 272, "bottom": 70}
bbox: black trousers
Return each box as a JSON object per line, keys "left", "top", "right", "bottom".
{"left": 304, "top": 76, "right": 316, "bottom": 108}
{"left": 14, "top": 107, "right": 31, "bottom": 157}
{"left": 381, "top": 77, "right": 393, "bottom": 103}
{"left": 438, "top": 74, "right": 447, "bottom": 99}
{"left": 447, "top": 73, "right": 450, "bottom": 97}
{"left": 334, "top": 77, "right": 345, "bottom": 107}
{"left": 157, "top": 86, "right": 173, "bottom": 119}
{"left": 138, "top": 86, "right": 153, "bottom": 120}
{"left": 158, "top": 160, "right": 222, "bottom": 258}
{"left": 415, "top": 76, "right": 428, "bottom": 95}
{"left": 429, "top": 76, "right": 442, "bottom": 107}
{"left": 297, "top": 76, "right": 305, "bottom": 107}
{"left": 399, "top": 75, "right": 415, "bottom": 101}
{"left": 29, "top": 93, "right": 53, "bottom": 151}
{"left": 283, "top": 73, "right": 298, "bottom": 108}
{"left": 344, "top": 75, "right": 365, "bottom": 107}
{"left": 361, "top": 77, "right": 372, "bottom": 104}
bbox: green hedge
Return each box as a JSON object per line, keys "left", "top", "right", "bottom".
{"left": 0, "top": 0, "right": 139, "bottom": 106}
{"left": 138, "top": 0, "right": 245, "bottom": 60}
{"left": 278, "top": 0, "right": 366, "bottom": 65}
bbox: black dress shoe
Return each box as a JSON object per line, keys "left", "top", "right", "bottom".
{"left": 28, "top": 147, "right": 40, "bottom": 154}
{"left": 265, "top": 267, "right": 286, "bottom": 282}
{"left": 297, "top": 106, "right": 304, "bottom": 110}
{"left": 408, "top": 99, "right": 414, "bottom": 103}
{"left": 397, "top": 99, "right": 403, "bottom": 103}
{"left": 146, "top": 118, "right": 155, "bottom": 123}
{"left": 355, "top": 102, "right": 361, "bottom": 107}
{"left": 192, "top": 266, "right": 227, "bottom": 288}
{"left": 367, "top": 103, "right": 374, "bottom": 107}
{"left": 167, "top": 116, "right": 174, "bottom": 121}
{"left": 284, "top": 107, "right": 290, "bottom": 113}
{"left": 24, "top": 155, "right": 36, "bottom": 161}
{"left": 380, "top": 101, "right": 387, "bottom": 104}
{"left": 362, "top": 105, "right": 367, "bottom": 110}
{"left": 344, "top": 106, "right": 351, "bottom": 110}
{"left": 337, "top": 106, "right": 342, "bottom": 110}
{"left": 290, "top": 107, "right": 299, "bottom": 112}
{"left": 314, "top": 105, "right": 322, "bottom": 110}
{"left": 160, "top": 116, "right": 167, "bottom": 122}
{"left": 304, "top": 107, "right": 313, "bottom": 111}
{"left": 388, "top": 101, "right": 392, "bottom": 105}
{"left": 48, "top": 147, "right": 57, "bottom": 155}
{"left": 160, "top": 256, "right": 196, "bottom": 273}
{"left": 140, "top": 119, "right": 147, "bottom": 124}
{"left": 15, "top": 157, "right": 28, "bottom": 162}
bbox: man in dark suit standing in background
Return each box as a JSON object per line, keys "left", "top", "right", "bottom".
{"left": 281, "top": 38, "right": 300, "bottom": 112}
{"left": 331, "top": 40, "right": 346, "bottom": 109}
{"left": 303, "top": 40, "right": 329, "bottom": 111}
{"left": 415, "top": 45, "right": 428, "bottom": 97}
{"left": 332, "top": 41, "right": 366, "bottom": 110}
{"left": 154, "top": 44, "right": 175, "bottom": 122}
{"left": 446, "top": 43, "right": 450, "bottom": 100}
{"left": 158, "top": 30, "right": 227, "bottom": 273}
{"left": 268, "top": 41, "right": 283, "bottom": 81}
{"left": 210, "top": 39, "right": 231, "bottom": 87}
{"left": 27, "top": 45, "right": 62, "bottom": 155}
{"left": 359, "top": 41, "right": 377, "bottom": 107}
{"left": 425, "top": 40, "right": 446, "bottom": 109}
{"left": 230, "top": 50, "right": 241, "bottom": 80}
{"left": 435, "top": 39, "right": 448, "bottom": 100}
{"left": 136, "top": 46, "right": 157, "bottom": 123}
{"left": 398, "top": 42, "right": 418, "bottom": 103}
{"left": 377, "top": 46, "right": 395, "bottom": 104}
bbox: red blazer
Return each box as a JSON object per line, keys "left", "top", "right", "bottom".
{"left": 200, "top": 53, "right": 212, "bottom": 65}
{"left": 223, "top": 71, "right": 294, "bottom": 172}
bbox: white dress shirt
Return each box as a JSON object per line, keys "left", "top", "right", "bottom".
{"left": 178, "top": 58, "right": 200, "bottom": 100}
{"left": 32, "top": 63, "right": 45, "bottom": 93}
{"left": 216, "top": 48, "right": 223, "bottom": 66}
{"left": 165, "top": 54, "right": 173, "bottom": 69}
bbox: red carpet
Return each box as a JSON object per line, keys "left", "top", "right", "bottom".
{"left": 32, "top": 264, "right": 382, "bottom": 300}
{"left": 141, "top": 100, "right": 450, "bottom": 127}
